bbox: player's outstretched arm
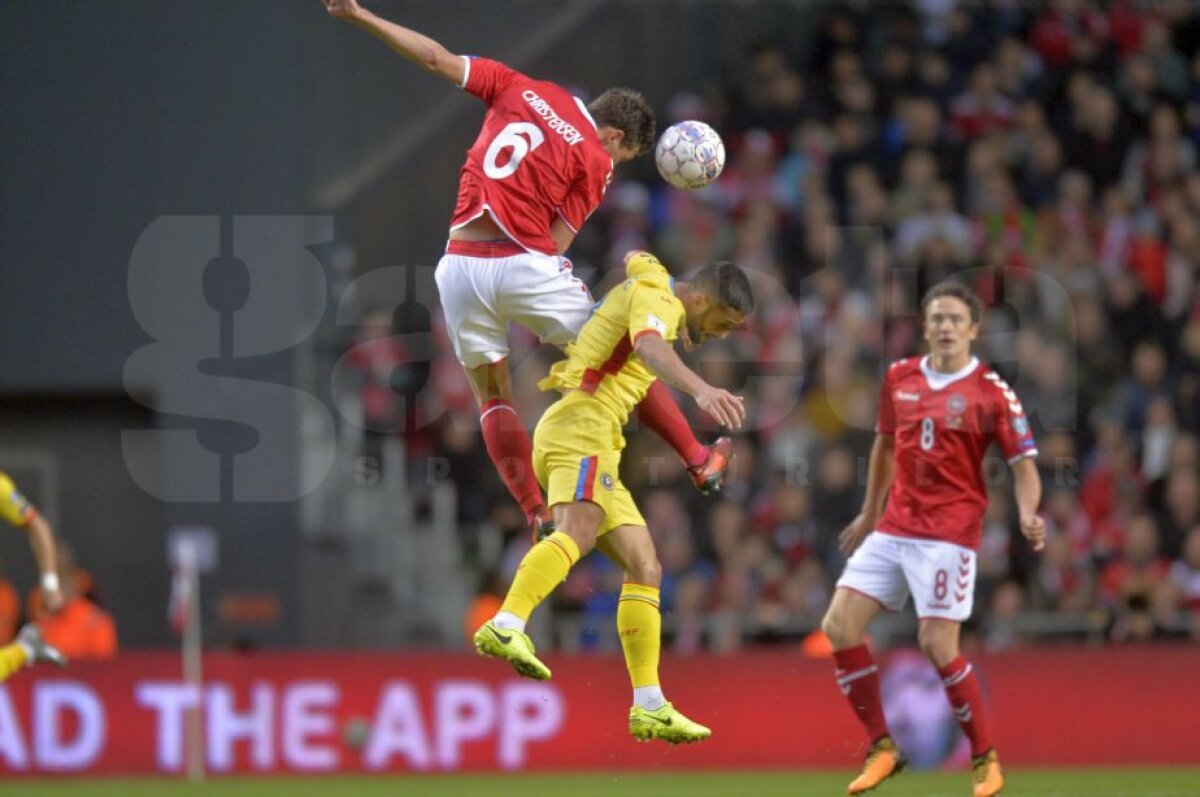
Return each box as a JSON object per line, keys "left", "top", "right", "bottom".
{"left": 838, "top": 433, "right": 895, "bottom": 554}
{"left": 634, "top": 334, "right": 745, "bottom": 431}
{"left": 321, "top": 0, "right": 466, "bottom": 86}
{"left": 25, "top": 513, "right": 64, "bottom": 612}
{"left": 1011, "top": 457, "right": 1046, "bottom": 552}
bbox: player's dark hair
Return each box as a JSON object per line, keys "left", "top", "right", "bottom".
{"left": 694, "top": 262, "right": 755, "bottom": 316}
{"left": 589, "top": 88, "right": 656, "bottom": 156}
{"left": 921, "top": 280, "right": 983, "bottom": 323}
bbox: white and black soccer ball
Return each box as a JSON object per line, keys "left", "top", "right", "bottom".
{"left": 654, "top": 120, "right": 726, "bottom": 191}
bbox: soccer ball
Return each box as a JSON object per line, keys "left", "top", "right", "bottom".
{"left": 654, "top": 120, "right": 725, "bottom": 191}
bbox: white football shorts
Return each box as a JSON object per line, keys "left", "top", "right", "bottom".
{"left": 836, "top": 532, "right": 977, "bottom": 621}
{"left": 435, "top": 241, "right": 594, "bottom": 369}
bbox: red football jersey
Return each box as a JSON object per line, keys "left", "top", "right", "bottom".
{"left": 449, "top": 57, "right": 614, "bottom": 256}
{"left": 876, "top": 356, "right": 1038, "bottom": 549}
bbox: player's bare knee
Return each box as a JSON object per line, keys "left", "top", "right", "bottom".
{"left": 554, "top": 514, "right": 600, "bottom": 556}
{"left": 552, "top": 502, "right": 605, "bottom": 556}
{"left": 917, "top": 625, "right": 957, "bottom": 666}
{"left": 628, "top": 556, "right": 661, "bottom": 588}
{"left": 468, "top": 361, "right": 513, "bottom": 404}
{"left": 821, "top": 608, "right": 848, "bottom": 648}
{"left": 558, "top": 525, "right": 598, "bottom": 557}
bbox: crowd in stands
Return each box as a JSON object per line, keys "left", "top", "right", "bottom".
{"left": 363, "top": 0, "right": 1200, "bottom": 653}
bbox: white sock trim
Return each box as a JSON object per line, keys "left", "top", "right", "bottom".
{"left": 633, "top": 685, "right": 666, "bottom": 711}
{"left": 491, "top": 611, "right": 526, "bottom": 633}
{"left": 480, "top": 403, "right": 518, "bottom": 422}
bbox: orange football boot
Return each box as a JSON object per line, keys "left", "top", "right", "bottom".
{"left": 688, "top": 436, "right": 734, "bottom": 495}
{"left": 972, "top": 748, "right": 1004, "bottom": 796}
{"left": 847, "top": 735, "right": 907, "bottom": 795}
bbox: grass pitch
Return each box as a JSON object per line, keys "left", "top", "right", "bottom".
{"left": 7, "top": 769, "right": 1199, "bottom": 797}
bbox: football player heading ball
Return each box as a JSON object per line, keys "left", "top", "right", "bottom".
{"left": 320, "top": 0, "right": 738, "bottom": 544}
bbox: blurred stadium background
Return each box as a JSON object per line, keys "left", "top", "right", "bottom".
{"left": 1, "top": 0, "right": 1199, "bottom": 791}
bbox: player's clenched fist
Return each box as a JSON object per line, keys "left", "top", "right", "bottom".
{"left": 695, "top": 385, "right": 745, "bottom": 431}
{"left": 1020, "top": 514, "right": 1046, "bottom": 552}
{"left": 322, "top": 0, "right": 362, "bottom": 20}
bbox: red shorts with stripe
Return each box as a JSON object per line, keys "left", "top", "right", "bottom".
{"left": 532, "top": 394, "right": 645, "bottom": 534}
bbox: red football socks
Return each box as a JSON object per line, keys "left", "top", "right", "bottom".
{"left": 833, "top": 643, "right": 890, "bottom": 742}
{"left": 636, "top": 380, "right": 708, "bottom": 468}
{"left": 479, "top": 398, "right": 543, "bottom": 522}
{"left": 938, "top": 655, "right": 994, "bottom": 756}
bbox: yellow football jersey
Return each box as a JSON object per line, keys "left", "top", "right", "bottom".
{"left": 0, "top": 471, "right": 36, "bottom": 529}
{"left": 538, "top": 252, "right": 685, "bottom": 424}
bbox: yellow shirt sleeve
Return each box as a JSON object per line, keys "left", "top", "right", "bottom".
{"left": 0, "top": 472, "right": 36, "bottom": 528}
{"left": 624, "top": 251, "right": 665, "bottom": 280}
{"left": 623, "top": 252, "right": 684, "bottom": 344}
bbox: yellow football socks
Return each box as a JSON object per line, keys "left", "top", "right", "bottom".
{"left": 500, "top": 531, "right": 581, "bottom": 620}
{"left": 618, "top": 582, "right": 662, "bottom": 688}
{"left": 0, "top": 642, "right": 29, "bottom": 682}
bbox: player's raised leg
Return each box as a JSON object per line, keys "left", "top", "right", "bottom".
{"left": 466, "top": 359, "right": 552, "bottom": 537}
{"left": 598, "top": 526, "right": 711, "bottom": 745}
{"left": 434, "top": 248, "right": 553, "bottom": 539}
{"left": 0, "top": 624, "right": 67, "bottom": 681}
{"left": 0, "top": 640, "right": 28, "bottom": 681}
{"left": 474, "top": 497, "right": 602, "bottom": 680}
{"left": 918, "top": 619, "right": 1003, "bottom": 797}
{"left": 635, "top": 381, "right": 733, "bottom": 495}
{"left": 822, "top": 586, "right": 906, "bottom": 794}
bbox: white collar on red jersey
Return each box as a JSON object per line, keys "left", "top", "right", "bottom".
{"left": 574, "top": 97, "right": 598, "bottom": 131}
{"left": 920, "top": 355, "right": 979, "bottom": 391}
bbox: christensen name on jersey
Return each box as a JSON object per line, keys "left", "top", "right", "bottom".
{"left": 450, "top": 57, "right": 614, "bottom": 256}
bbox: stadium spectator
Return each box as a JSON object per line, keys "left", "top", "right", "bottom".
{"left": 1099, "top": 514, "right": 1170, "bottom": 610}
{"left": 343, "top": 309, "right": 411, "bottom": 472}
{"left": 34, "top": 546, "right": 117, "bottom": 661}
{"left": 1169, "top": 526, "right": 1200, "bottom": 638}
{"left": 1156, "top": 468, "right": 1200, "bottom": 559}
{"left": 950, "top": 64, "right": 1015, "bottom": 139}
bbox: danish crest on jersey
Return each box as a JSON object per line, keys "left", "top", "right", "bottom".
{"left": 600, "top": 473, "right": 615, "bottom": 491}
{"left": 945, "top": 393, "right": 968, "bottom": 429}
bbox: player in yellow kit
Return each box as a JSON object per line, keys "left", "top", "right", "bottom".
{"left": 0, "top": 471, "right": 68, "bottom": 680}
{"left": 474, "top": 252, "right": 753, "bottom": 743}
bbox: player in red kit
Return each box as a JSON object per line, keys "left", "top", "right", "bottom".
{"left": 821, "top": 282, "right": 1046, "bottom": 797}
{"left": 321, "top": 0, "right": 737, "bottom": 541}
